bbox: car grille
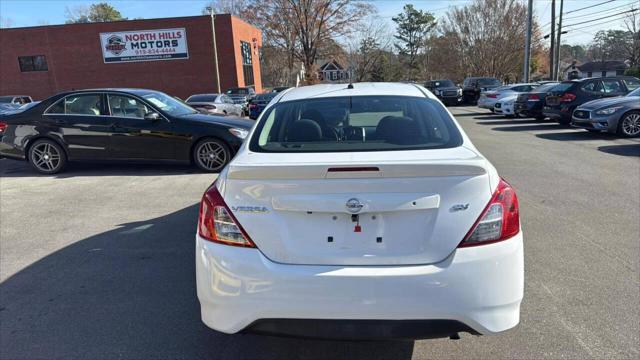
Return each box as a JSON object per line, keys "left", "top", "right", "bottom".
{"left": 573, "top": 110, "right": 590, "bottom": 119}
{"left": 442, "top": 91, "right": 458, "bottom": 97}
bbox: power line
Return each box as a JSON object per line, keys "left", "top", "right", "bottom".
{"left": 562, "top": 1, "right": 638, "bottom": 21}
{"left": 563, "top": 8, "right": 638, "bottom": 27}
{"left": 564, "top": 0, "right": 617, "bottom": 15}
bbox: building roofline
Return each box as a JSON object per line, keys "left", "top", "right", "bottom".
{"left": 0, "top": 14, "right": 236, "bottom": 31}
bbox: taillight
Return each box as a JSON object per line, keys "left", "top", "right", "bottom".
{"left": 527, "top": 94, "right": 540, "bottom": 101}
{"left": 487, "top": 94, "right": 497, "bottom": 98}
{"left": 560, "top": 93, "right": 576, "bottom": 102}
{"left": 198, "top": 185, "right": 256, "bottom": 247}
{"left": 249, "top": 103, "right": 257, "bottom": 109}
{"left": 0, "top": 122, "right": 7, "bottom": 133}
{"left": 458, "top": 178, "right": 520, "bottom": 248}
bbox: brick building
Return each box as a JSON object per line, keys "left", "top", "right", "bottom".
{"left": 0, "top": 15, "right": 262, "bottom": 100}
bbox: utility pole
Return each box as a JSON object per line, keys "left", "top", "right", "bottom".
{"left": 207, "top": 7, "right": 222, "bottom": 93}
{"left": 554, "top": 0, "right": 564, "bottom": 81}
{"left": 549, "top": 0, "right": 556, "bottom": 79}
{"left": 523, "top": 0, "right": 533, "bottom": 82}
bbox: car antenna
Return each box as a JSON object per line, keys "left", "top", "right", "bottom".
{"left": 347, "top": 67, "right": 354, "bottom": 89}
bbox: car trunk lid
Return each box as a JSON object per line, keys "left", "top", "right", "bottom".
{"left": 221, "top": 148, "right": 492, "bottom": 266}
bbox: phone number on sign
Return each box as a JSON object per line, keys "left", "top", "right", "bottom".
{"left": 134, "top": 48, "right": 178, "bottom": 55}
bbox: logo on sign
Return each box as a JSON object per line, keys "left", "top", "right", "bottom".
{"left": 105, "top": 35, "right": 126, "bottom": 56}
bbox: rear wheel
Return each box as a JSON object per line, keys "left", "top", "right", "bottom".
{"left": 28, "top": 139, "right": 67, "bottom": 174}
{"left": 193, "top": 138, "right": 231, "bottom": 172}
{"left": 617, "top": 111, "right": 640, "bottom": 138}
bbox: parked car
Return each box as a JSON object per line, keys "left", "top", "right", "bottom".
{"left": 225, "top": 87, "right": 256, "bottom": 116}
{"left": 196, "top": 82, "right": 523, "bottom": 340}
{"left": 462, "top": 77, "right": 502, "bottom": 104}
{"left": 477, "top": 83, "right": 538, "bottom": 111}
{"left": 571, "top": 87, "right": 640, "bottom": 137}
{"left": 186, "top": 93, "right": 243, "bottom": 117}
{"left": 0, "top": 101, "right": 40, "bottom": 115}
{"left": 0, "top": 95, "right": 33, "bottom": 106}
{"left": 494, "top": 94, "right": 518, "bottom": 117}
{"left": 248, "top": 92, "right": 278, "bottom": 120}
{"left": 271, "top": 86, "right": 291, "bottom": 93}
{"left": 0, "top": 89, "right": 253, "bottom": 174}
{"left": 543, "top": 76, "right": 640, "bottom": 124}
{"left": 513, "top": 82, "right": 559, "bottom": 120}
{"left": 424, "top": 79, "right": 462, "bottom": 106}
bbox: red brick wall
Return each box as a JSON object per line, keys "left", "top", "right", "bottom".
{"left": 0, "top": 15, "right": 261, "bottom": 100}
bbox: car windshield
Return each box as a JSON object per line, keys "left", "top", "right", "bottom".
{"left": 478, "top": 78, "right": 501, "bottom": 86}
{"left": 254, "top": 93, "right": 277, "bottom": 101}
{"left": 142, "top": 91, "right": 198, "bottom": 116}
{"left": 627, "top": 87, "right": 640, "bottom": 97}
{"left": 249, "top": 96, "right": 463, "bottom": 153}
{"left": 188, "top": 94, "right": 218, "bottom": 102}
{"left": 624, "top": 78, "right": 640, "bottom": 91}
{"left": 226, "top": 88, "right": 249, "bottom": 95}
{"left": 434, "top": 80, "right": 455, "bottom": 88}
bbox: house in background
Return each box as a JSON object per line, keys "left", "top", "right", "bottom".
{"left": 317, "top": 59, "right": 350, "bottom": 82}
{"left": 560, "top": 60, "right": 629, "bottom": 80}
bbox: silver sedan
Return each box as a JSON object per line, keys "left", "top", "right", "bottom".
{"left": 571, "top": 87, "right": 640, "bottom": 137}
{"left": 186, "top": 94, "right": 243, "bottom": 117}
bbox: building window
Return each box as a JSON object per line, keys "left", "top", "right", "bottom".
{"left": 18, "top": 55, "right": 48, "bottom": 72}
{"left": 240, "top": 41, "right": 254, "bottom": 86}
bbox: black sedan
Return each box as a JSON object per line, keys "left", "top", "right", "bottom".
{"left": 0, "top": 89, "right": 253, "bottom": 174}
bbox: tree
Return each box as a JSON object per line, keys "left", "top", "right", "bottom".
{"left": 392, "top": 4, "right": 436, "bottom": 80}
{"left": 623, "top": 8, "right": 640, "bottom": 67}
{"left": 589, "top": 29, "right": 637, "bottom": 65}
{"left": 347, "top": 18, "right": 392, "bottom": 82}
{"left": 65, "top": 3, "right": 126, "bottom": 24}
{"left": 245, "top": 0, "right": 372, "bottom": 85}
{"left": 202, "top": 0, "right": 252, "bottom": 17}
{"left": 438, "top": 0, "right": 538, "bottom": 82}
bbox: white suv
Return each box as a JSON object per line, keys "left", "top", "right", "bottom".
{"left": 196, "top": 82, "right": 523, "bottom": 340}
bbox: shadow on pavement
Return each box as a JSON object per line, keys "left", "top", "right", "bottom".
{"left": 476, "top": 119, "right": 546, "bottom": 126}
{"left": 0, "top": 204, "right": 415, "bottom": 360}
{"left": 598, "top": 144, "right": 640, "bottom": 157}
{"left": 535, "top": 131, "right": 621, "bottom": 141}
{"left": 491, "top": 124, "right": 566, "bottom": 132}
{"left": 0, "top": 159, "right": 203, "bottom": 178}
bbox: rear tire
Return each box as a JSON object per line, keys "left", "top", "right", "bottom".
{"left": 28, "top": 139, "right": 67, "bottom": 174}
{"left": 193, "top": 138, "right": 231, "bottom": 173}
{"left": 617, "top": 111, "right": 640, "bottom": 138}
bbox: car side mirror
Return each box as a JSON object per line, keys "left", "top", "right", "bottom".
{"left": 144, "top": 112, "right": 161, "bottom": 121}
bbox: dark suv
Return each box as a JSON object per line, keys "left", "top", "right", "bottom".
{"left": 542, "top": 77, "right": 639, "bottom": 124}
{"left": 462, "top": 77, "right": 502, "bottom": 104}
{"left": 424, "top": 79, "right": 462, "bottom": 106}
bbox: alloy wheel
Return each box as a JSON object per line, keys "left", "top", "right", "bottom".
{"left": 31, "top": 142, "right": 62, "bottom": 172}
{"left": 196, "top": 141, "right": 228, "bottom": 171}
{"left": 621, "top": 113, "right": 640, "bottom": 137}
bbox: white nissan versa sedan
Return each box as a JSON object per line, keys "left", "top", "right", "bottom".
{"left": 196, "top": 82, "right": 523, "bottom": 340}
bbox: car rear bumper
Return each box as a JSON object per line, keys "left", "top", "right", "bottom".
{"left": 542, "top": 106, "right": 571, "bottom": 122}
{"left": 196, "top": 232, "right": 524, "bottom": 338}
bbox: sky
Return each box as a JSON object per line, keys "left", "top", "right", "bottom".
{"left": 0, "top": 0, "right": 636, "bottom": 46}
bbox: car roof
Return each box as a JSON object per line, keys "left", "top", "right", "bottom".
{"left": 277, "top": 82, "right": 432, "bottom": 103}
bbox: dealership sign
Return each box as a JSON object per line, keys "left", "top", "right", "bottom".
{"left": 99, "top": 28, "right": 188, "bottom": 63}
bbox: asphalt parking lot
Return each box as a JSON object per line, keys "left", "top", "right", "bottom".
{"left": 1, "top": 106, "right": 638, "bottom": 360}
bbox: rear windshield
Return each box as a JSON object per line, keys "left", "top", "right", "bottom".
{"left": 550, "top": 82, "right": 575, "bottom": 92}
{"left": 534, "top": 83, "right": 559, "bottom": 93}
{"left": 249, "top": 96, "right": 463, "bottom": 153}
{"left": 187, "top": 95, "right": 218, "bottom": 102}
{"left": 478, "top": 78, "right": 501, "bottom": 86}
